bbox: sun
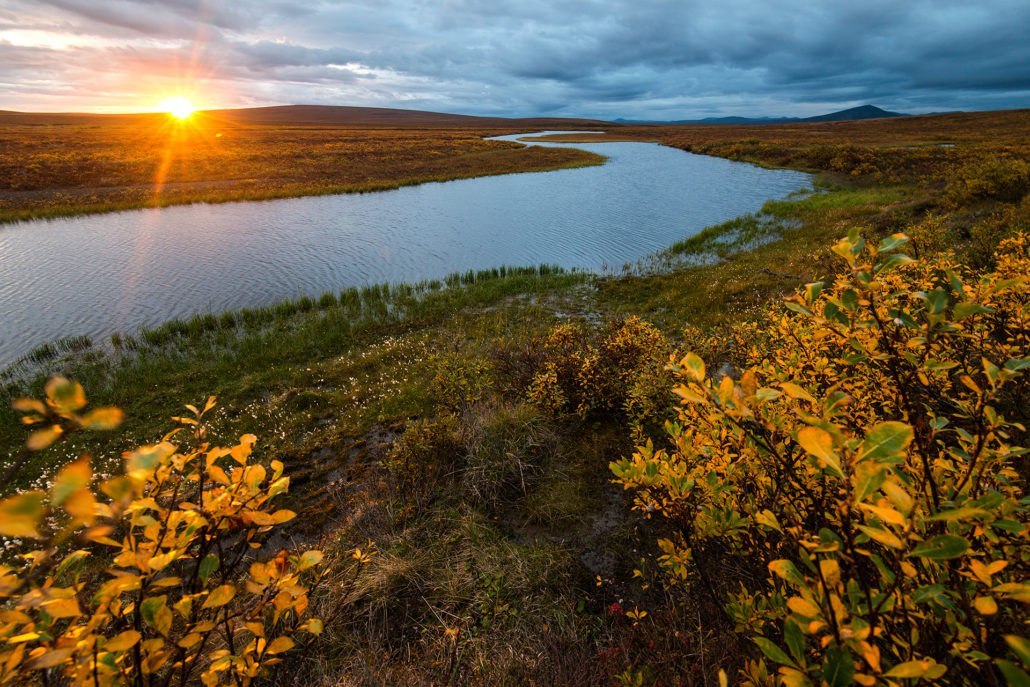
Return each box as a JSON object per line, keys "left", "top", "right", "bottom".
{"left": 159, "top": 96, "right": 195, "bottom": 120}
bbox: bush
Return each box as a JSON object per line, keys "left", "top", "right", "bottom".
{"left": 0, "top": 379, "right": 324, "bottom": 686}
{"left": 944, "top": 156, "right": 1030, "bottom": 209}
{"left": 529, "top": 317, "right": 669, "bottom": 424}
{"left": 612, "top": 232, "right": 1029, "bottom": 684}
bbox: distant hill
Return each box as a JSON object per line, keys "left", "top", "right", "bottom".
{"left": 0, "top": 104, "right": 608, "bottom": 129}
{"left": 802, "top": 105, "right": 906, "bottom": 122}
{"left": 616, "top": 104, "right": 910, "bottom": 125}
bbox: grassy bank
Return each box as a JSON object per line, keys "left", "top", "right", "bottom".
{"left": 1, "top": 110, "right": 1027, "bottom": 684}
{"left": 0, "top": 120, "right": 603, "bottom": 223}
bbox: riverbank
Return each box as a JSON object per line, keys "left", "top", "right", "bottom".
{"left": 0, "top": 123, "right": 603, "bottom": 223}
{"left": 1, "top": 110, "right": 1027, "bottom": 684}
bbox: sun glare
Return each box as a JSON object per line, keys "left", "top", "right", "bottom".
{"left": 160, "top": 96, "right": 195, "bottom": 120}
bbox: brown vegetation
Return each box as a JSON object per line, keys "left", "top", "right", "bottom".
{"left": 0, "top": 111, "right": 602, "bottom": 222}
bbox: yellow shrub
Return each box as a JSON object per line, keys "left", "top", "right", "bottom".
{"left": 529, "top": 317, "right": 669, "bottom": 423}
{"left": 0, "top": 380, "right": 324, "bottom": 686}
{"left": 613, "top": 232, "right": 1029, "bottom": 684}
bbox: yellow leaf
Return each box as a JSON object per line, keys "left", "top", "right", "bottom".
{"left": 27, "top": 648, "right": 74, "bottom": 669}
{"left": 973, "top": 596, "right": 998, "bottom": 615}
{"left": 63, "top": 489, "right": 97, "bottom": 523}
{"left": 0, "top": 491, "right": 45, "bottom": 538}
{"left": 148, "top": 550, "right": 181, "bottom": 572}
{"left": 45, "top": 376, "right": 86, "bottom": 413}
{"left": 681, "top": 353, "right": 706, "bottom": 382}
{"left": 8, "top": 632, "right": 40, "bottom": 643}
{"left": 105, "top": 630, "right": 142, "bottom": 652}
{"left": 27, "top": 424, "right": 63, "bottom": 451}
{"left": 797, "top": 427, "right": 844, "bottom": 478}
{"left": 207, "top": 465, "right": 230, "bottom": 485}
{"left": 820, "top": 559, "right": 841, "bottom": 587}
{"left": 79, "top": 407, "right": 124, "bottom": 430}
{"left": 265, "top": 636, "right": 295, "bottom": 655}
{"left": 12, "top": 398, "right": 46, "bottom": 414}
{"left": 857, "top": 525, "right": 905, "bottom": 550}
{"left": 857, "top": 503, "right": 906, "bottom": 527}
{"left": 780, "top": 383, "right": 815, "bottom": 403}
{"left": 203, "top": 585, "right": 236, "bottom": 609}
{"left": 884, "top": 659, "right": 945, "bottom": 679}
{"left": 51, "top": 457, "right": 91, "bottom": 506}
{"left": 270, "top": 509, "right": 296, "bottom": 524}
{"left": 178, "top": 633, "right": 203, "bottom": 649}
{"left": 297, "top": 550, "right": 324, "bottom": 571}
{"left": 42, "top": 597, "right": 81, "bottom": 619}
{"left": 787, "top": 597, "right": 821, "bottom": 618}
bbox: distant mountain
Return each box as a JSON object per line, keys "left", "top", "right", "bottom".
{"left": 802, "top": 105, "right": 906, "bottom": 122}
{"left": 0, "top": 104, "right": 608, "bottom": 129}
{"left": 615, "top": 104, "right": 909, "bottom": 125}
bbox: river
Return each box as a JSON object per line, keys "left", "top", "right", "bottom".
{"left": 0, "top": 132, "right": 810, "bottom": 366}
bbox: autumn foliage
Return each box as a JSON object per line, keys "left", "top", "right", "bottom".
{"left": 0, "top": 381, "right": 324, "bottom": 685}
{"left": 612, "top": 233, "right": 1029, "bottom": 684}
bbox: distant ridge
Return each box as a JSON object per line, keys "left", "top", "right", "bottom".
{"left": 615, "top": 104, "right": 909, "bottom": 125}
{"left": 0, "top": 104, "right": 608, "bottom": 128}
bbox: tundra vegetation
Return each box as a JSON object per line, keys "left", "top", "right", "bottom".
{"left": 0, "top": 109, "right": 1027, "bottom": 685}
{"left": 0, "top": 117, "right": 602, "bottom": 223}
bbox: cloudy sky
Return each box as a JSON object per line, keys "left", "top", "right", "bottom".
{"left": 1, "top": 0, "right": 1028, "bottom": 119}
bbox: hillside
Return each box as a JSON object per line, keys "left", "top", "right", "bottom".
{"left": 617, "top": 103, "right": 908, "bottom": 125}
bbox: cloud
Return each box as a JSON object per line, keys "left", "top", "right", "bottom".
{"left": 1, "top": 0, "right": 1028, "bottom": 118}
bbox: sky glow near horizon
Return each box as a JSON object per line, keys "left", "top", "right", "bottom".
{"left": 1, "top": 0, "right": 1028, "bottom": 119}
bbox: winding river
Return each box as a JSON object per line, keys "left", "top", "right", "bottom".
{"left": 0, "top": 132, "right": 811, "bottom": 366}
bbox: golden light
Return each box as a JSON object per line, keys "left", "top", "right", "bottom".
{"left": 159, "top": 96, "right": 195, "bottom": 120}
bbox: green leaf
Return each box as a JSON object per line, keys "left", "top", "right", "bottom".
{"left": 995, "top": 660, "right": 1030, "bottom": 687}
{"left": 885, "top": 659, "right": 943, "bottom": 679}
{"left": 924, "top": 288, "right": 949, "bottom": 315}
{"left": 822, "top": 645, "right": 855, "bottom": 687}
{"left": 783, "top": 619, "right": 806, "bottom": 663}
{"left": 769, "top": 560, "right": 806, "bottom": 585}
{"left": 927, "top": 506, "right": 988, "bottom": 521}
{"left": 859, "top": 422, "right": 913, "bottom": 462}
{"left": 1004, "top": 636, "right": 1030, "bottom": 668}
{"left": 909, "top": 535, "right": 970, "bottom": 560}
{"left": 852, "top": 461, "right": 887, "bottom": 503}
{"left": 1005, "top": 357, "right": 1030, "bottom": 372}
{"left": 877, "top": 234, "right": 910, "bottom": 254}
{"left": 198, "top": 554, "right": 220, "bottom": 583}
{"left": 954, "top": 302, "right": 990, "bottom": 320}
{"left": 874, "top": 253, "right": 915, "bottom": 274}
{"left": 140, "top": 596, "right": 167, "bottom": 628}
{"left": 753, "top": 636, "right": 795, "bottom": 667}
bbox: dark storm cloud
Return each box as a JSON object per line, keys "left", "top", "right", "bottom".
{"left": 1, "top": 0, "right": 1028, "bottom": 117}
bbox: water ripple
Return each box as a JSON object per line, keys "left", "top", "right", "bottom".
{"left": 0, "top": 133, "right": 811, "bottom": 364}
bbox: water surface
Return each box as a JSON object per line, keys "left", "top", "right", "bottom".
{"left": 0, "top": 132, "right": 810, "bottom": 365}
